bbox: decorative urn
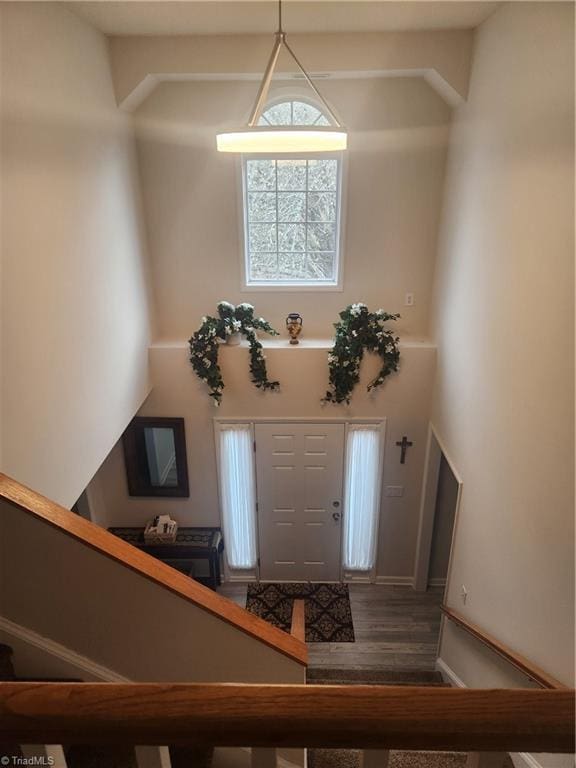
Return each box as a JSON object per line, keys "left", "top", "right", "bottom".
{"left": 286, "top": 313, "right": 303, "bottom": 345}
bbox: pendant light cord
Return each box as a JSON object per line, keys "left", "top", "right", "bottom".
{"left": 247, "top": 0, "right": 342, "bottom": 128}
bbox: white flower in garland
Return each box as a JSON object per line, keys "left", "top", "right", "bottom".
{"left": 189, "top": 302, "right": 280, "bottom": 405}
{"left": 322, "top": 304, "right": 401, "bottom": 405}
{"left": 349, "top": 302, "right": 367, "bottom": 317}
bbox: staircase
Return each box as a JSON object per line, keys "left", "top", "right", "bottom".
{"left": 0, "top": 476, "right": 573, "bottom": 768}
{"left": 0, "top": 644, "right": 134, "bottom": 768}
{"left": 306, "top": 668, "right": 516, "bottom": 768}
{"left": 0, "top": 643, "right": 214, "bottom": 768}
{"left": 307, "top": 667, "right": 460, "bottom": 768}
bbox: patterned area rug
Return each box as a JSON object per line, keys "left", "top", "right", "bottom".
{"left": 246, "top": 583, "right": 355, "bottom": 642}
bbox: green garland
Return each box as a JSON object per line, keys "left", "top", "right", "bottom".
{"left": 189, "top": 301, "right": 280, "bottom": 406}
{"left": 322, "top": 303, "right": 401, "bottom": 405}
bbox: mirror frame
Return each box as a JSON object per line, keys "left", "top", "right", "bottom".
{"left": 122, "top": 416, "right": 190, "bottom": 497}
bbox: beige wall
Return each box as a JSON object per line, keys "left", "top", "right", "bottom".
{"left": 85, "top": 46, "right": 453, "bottom": 586}
{"left": 0, "top": 499, "right": 304, "bottom": 684}
{"left": 432, "top": 2, "right": 574, "bottom": 687}
{"left": 109, "top": 30, "right": 473, "bottom": 108}
{"left": 134, "top": 76, "right": 450, "bottom": 339}
{"left": 0, "top": 3, "right": 154, "bottom": 507}
{"left": 89, "top": 340, "right": 436, "bottom": 582}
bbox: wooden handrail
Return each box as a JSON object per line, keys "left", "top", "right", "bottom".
{"left": 441, "top": 605, "right": 566, "bottom": 690}
{"left": 0, "top": 682, "right": 573, "bottom": 751}
{"left": 0, "top": 473, "right": 307, "bottom": 666}
{"left": 290, "top": 599, "right": 306, "bottom": 643}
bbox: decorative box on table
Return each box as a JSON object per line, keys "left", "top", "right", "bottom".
{"left": 144, "top": 515, "right": 178, "bottom": 544}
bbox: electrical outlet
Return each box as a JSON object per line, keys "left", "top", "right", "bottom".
{"left": 385, "top": 486, "right": 404, "bottom": 497}
{"left": 404, "top": 292, "right": 414, "bottom": 307}
{"left": 461, "top": 585, "right": 468, "bottom": 605}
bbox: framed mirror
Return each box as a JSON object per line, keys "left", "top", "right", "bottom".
{"left": 122, "top": 417, "right": 189, "bottom": 497}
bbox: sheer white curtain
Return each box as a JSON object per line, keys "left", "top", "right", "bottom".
{"left": 218, "top": 424, "right": 257, "bottom": 569}
{"left": 343, "top": 425, "right": 382, "bottom": 571}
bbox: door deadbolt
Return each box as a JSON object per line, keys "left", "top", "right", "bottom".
{"left": 332, "top": 501, "right": 340, "bottom": 508}
{"left": 332, "top": 511, "right": 341, "bottom": 521}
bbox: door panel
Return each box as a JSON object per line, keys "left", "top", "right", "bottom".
{"left": 256, "top": 423, "right": 344, "bottom": 582}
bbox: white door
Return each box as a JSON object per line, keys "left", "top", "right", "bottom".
{"left": 255, "top": 423, "right": 345, "bottom": 582}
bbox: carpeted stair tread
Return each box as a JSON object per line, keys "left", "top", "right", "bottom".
{"left": 308, "top": 750, "right": 514, "bottom": 768}
{"left": 307, "top": 668, "right": 448, "bottom": 686}
{"left": 308, "top": 750, "right": 469, "bottom": 768}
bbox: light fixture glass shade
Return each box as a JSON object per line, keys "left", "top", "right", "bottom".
{"left": 217, "top": 126, "right": 347, "bottom": 153}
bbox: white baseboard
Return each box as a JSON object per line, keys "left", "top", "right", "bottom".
{"left": 225, "top": 575, "right": 258, "bottom": 582}
{"left": 375, "top": 576, "right": 415, "bottom": 587}
{"left": 435, "top": 658, "right": 547, "bottom": 768}
{"left": 343, "top": 572, "right": 372, "bottom": 583}
{"left": 435, "top": 657, "right": 466, "bottom": 688}
{"left": 0, "top": 615, "right": 130, "bottom": 682}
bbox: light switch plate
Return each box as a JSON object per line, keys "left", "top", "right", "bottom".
{"left": 385, "top": 486, "right": 404, "bottom": 497}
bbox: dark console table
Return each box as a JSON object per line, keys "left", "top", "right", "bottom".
{"left": 108, "top": 526, "right": 224, "bottom": 591}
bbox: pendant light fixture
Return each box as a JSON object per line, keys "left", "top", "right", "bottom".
{"left": 216, "top": 0, "right": 347, "bottom": 153}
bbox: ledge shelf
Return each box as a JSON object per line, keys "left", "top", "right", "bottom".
{"left": 151, "top": 338, "right": 437, "bottom": 351}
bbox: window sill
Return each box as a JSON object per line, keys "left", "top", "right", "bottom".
{"left": 150, "top": 338, "right": 436, "bottom": 350}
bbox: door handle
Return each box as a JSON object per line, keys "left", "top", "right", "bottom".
{"left": 332, "top": 511, "right": 341, "bottom": 522}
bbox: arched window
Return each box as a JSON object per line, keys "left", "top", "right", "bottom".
{"left": 257, "top": 100, "right": 331, "bottom": 127}
{"left": 242, "top": 99, "right": 343, "bottom": 288}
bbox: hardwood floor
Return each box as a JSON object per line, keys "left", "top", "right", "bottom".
{"left": 217, "top": 583, "right": 443, "bottom": 672}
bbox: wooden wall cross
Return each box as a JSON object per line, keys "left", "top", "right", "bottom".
{"left": 395, "top": 436, "right": 413, "bottom": 464}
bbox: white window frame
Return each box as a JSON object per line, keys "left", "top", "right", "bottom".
{"left": 214, "top": 421, "right": 259, "bottom": 578}
{"left": 238, "top": 97, "right": 347, "bottom": 293}
{"left": 341, "top": 423, "right": 386, "bottom": 580}
{"left": 214, "top": 417, "right": 385, "bottom": 584}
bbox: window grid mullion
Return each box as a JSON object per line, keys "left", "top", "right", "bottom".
{"left": 304, "top": 161, "right": 310, "bottom": 277}
{"left": 245, "top": 161, "right": 252, "bottom": 280}
{"left": 245, "top": 103, "right": 341, "bottom": 284}
{"left": 274, "top": 160, "right": 279, "bottom": 274}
